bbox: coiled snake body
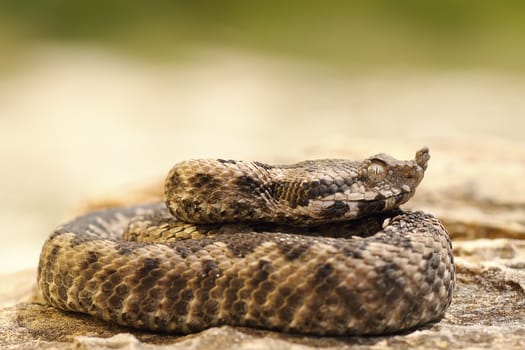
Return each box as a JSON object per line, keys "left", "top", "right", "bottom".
{"left": 38, "top": 148, "right": 455, "bottom": 336}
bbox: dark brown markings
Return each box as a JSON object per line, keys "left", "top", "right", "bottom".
{"left": 115, "top": 283, "right": 130, "bottom": 296}
{"left": 86, "top": 251, "right": 99, "bottom": 264}
{"left": 192, "top": 173, "right": 215, "bottom": 186}
{"left": 429, "top": 251, "right": 441, "bottom": 270}
{"left": 192, "top": 259, "right": 222, "bottom": 326}
{"left": 253, "top": 280, "right": 274, "bottom": 305}
{"left": 229, "top": 270, "right": 266, "bottom": 325}
{"left": 169, "top": 237, "right": 216, "bottom": 258}
{"left": 57, "top": 281, "right": 68, "bottom": 301}
{"left": 230, "top": 201, "right": 256, "bottom": 218}
{"left": 139, "top": 277, "right": 164, "bottom": 314}
{"left": 253, "top": 161, "right": 273, "bottom": 170}
{"left": 124, "top": 297, "right": 141, "bottom": 325}
{"left": 185, "top": 173, "right": 223, "bottom": 199}
{"left": 302, "top": 274, "right": 341, "bottom": 327}
{"left": 48, "top": 245, "right": 61, "bottom": 266}
{"left": 223, "top": 277, "right": 244, "bottom": 319}
{"left": 314, "top": 263, "right": 333, "bottom": 282}
{"left": 303, "top": 180, "right": 322, "bottom": 199}
{"left": 174, "top": 246, "right": 194, "bottom": 259}
{"left": 70, "top": 233, "right": 89, "bottom": 247}
{"left": 101, "top": 270, "right": 118, "bottom": 293}
{"left": 231, "top": 300, "right": 248, "bottom": 320}
{"left": 431, "top": 279, "right": 443, "bottom": 293}
{"left": 221, "top": 233, "right": 269, "bottom": 257}
{"left": 376, "top": 262, "right": 398, "bottom": 283}
{"left": 247, "top": 260, "right": 272, "bottom": 289}
{"left": 153, "top": 314, "right": 169, "bottom": 330}
{"left": 202, "top": 259, "right": 219, "bottom": 275}
{"left": 180, "top": 288, "right": 194, "bottom": 303}
{"left": 108, "top": 270, "right": 123, "bottom": 286}
{"left": 147, "top": 287, "right": 162, "bottom": 305}
{"left": 373, "top": 192, "right": 386, "bottom": 200}
{"left": 234, "top": 175, "right": 263, "bottom": 193}
{"left": 167, "top": 171, "right": 180, "bottom": 186}
{"left": 118, "top": 244, "right": 135, "bottom": 255}
{"left": 271, "top": 181, "right": 310, "bottom": 208}
{"left": 320, "top": 200, "right": 349, "bottom": 217}
{"left": 137, "top": 257, "right": 160, "bottom": 278}
{"left": 330, "top": 238, "right": 370, "bottom": 259}
{"left": 108, "top": 293, "right": 124, "bottom": 311}
{"left": 436, "top": 263, "right": 446, "bottom": 279}
{"left": 186, "top": 321, "right": 206, "bottom": 333}
{"left": 202, "top": 299, "right": 219, "bottom": 324}
{"left": 48, "top": 230, "right": 66, "bottom": 240}
{"left": 78, "top": 289, "right": 93, "bottom": 309}
{"left": 173, "top": 288, "right": 193, "bottom": 316}
{"left": 357, "top": 197, "right": 387, "bottom": 216}
{"left": 179, "top": 198, "right": 201, "bottom": 216}
{"left": 98, "top": 268, "right": 126, "bottom": 317}
{"left": 296, "top": 263, "right": 342, "bottom": 331}
{"left": 122, "top": 257, "right": 164, "bottom": 317}
{"left": 276, "top": 301, "right": 295, "bottom": 324}
{"left": 373, "top": 234, "right": 413, "bottom": 251}
{"left": 165, "top": 273, "right": 186, "bottom": 301}
{"left": 374, "top": 262, "right": 406, "bottom": 305}
{"left": 329, "top": 286, "right": 364, "bottom": 330}
{"left": 217, "top": 159, "right": 237, "bottom": 164}
{"left": 350, "top": 242, "right": 367, "bottom": 259}
{"left": 272, "top": 179, "right": 352, "bottom": 208}
{"left": 275, "top": 238, "right": 313, "bottom": 261}
{"left": 424, "top": 256, "right": 437, "bottom": 287}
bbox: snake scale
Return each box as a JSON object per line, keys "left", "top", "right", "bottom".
{"left": 38, "top": 147, "right": 455, "bottom": 336}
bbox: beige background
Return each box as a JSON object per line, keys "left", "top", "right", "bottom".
{"left": 1, "top": 47, "right": 524, "bottom": 274}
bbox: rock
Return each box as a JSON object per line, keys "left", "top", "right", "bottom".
{"left": 2, "top": 140, "right": 525, "bottom": 349}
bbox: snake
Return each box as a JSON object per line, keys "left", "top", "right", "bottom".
{"left": 37, "top": 147, "right": 455, "bottom": 336}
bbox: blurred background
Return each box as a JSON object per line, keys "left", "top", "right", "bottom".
{"left": 1, "top": 1, "right": 524, "bottom": 274}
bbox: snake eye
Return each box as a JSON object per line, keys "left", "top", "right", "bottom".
{"left": 367, "top": 159, "right": 386, "bottom": 181}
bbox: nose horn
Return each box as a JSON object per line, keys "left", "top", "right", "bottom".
{"left": 415, "top": 147, "right": 430, "bottom": 170}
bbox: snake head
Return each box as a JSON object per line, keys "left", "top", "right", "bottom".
{"left": 290, "top": 147, "right": 430, "bottom": 224}
{"left": 356, "top": 147, "right": 429, "bottom": 211}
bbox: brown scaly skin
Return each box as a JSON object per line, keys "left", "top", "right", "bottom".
{"left": 38, "top": 148, "right": 455, "bottom": 336}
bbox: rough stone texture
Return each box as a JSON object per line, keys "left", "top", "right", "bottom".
{"left": 2, "top": 140, "right": 525, "bottom": 349}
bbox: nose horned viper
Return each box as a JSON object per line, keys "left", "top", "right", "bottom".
{"left": 38, "top": 148, "right": 455, "bottom": 336}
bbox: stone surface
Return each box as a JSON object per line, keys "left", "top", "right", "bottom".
{"left": 2, "top": 140, "right": 525, "bottom": 349}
